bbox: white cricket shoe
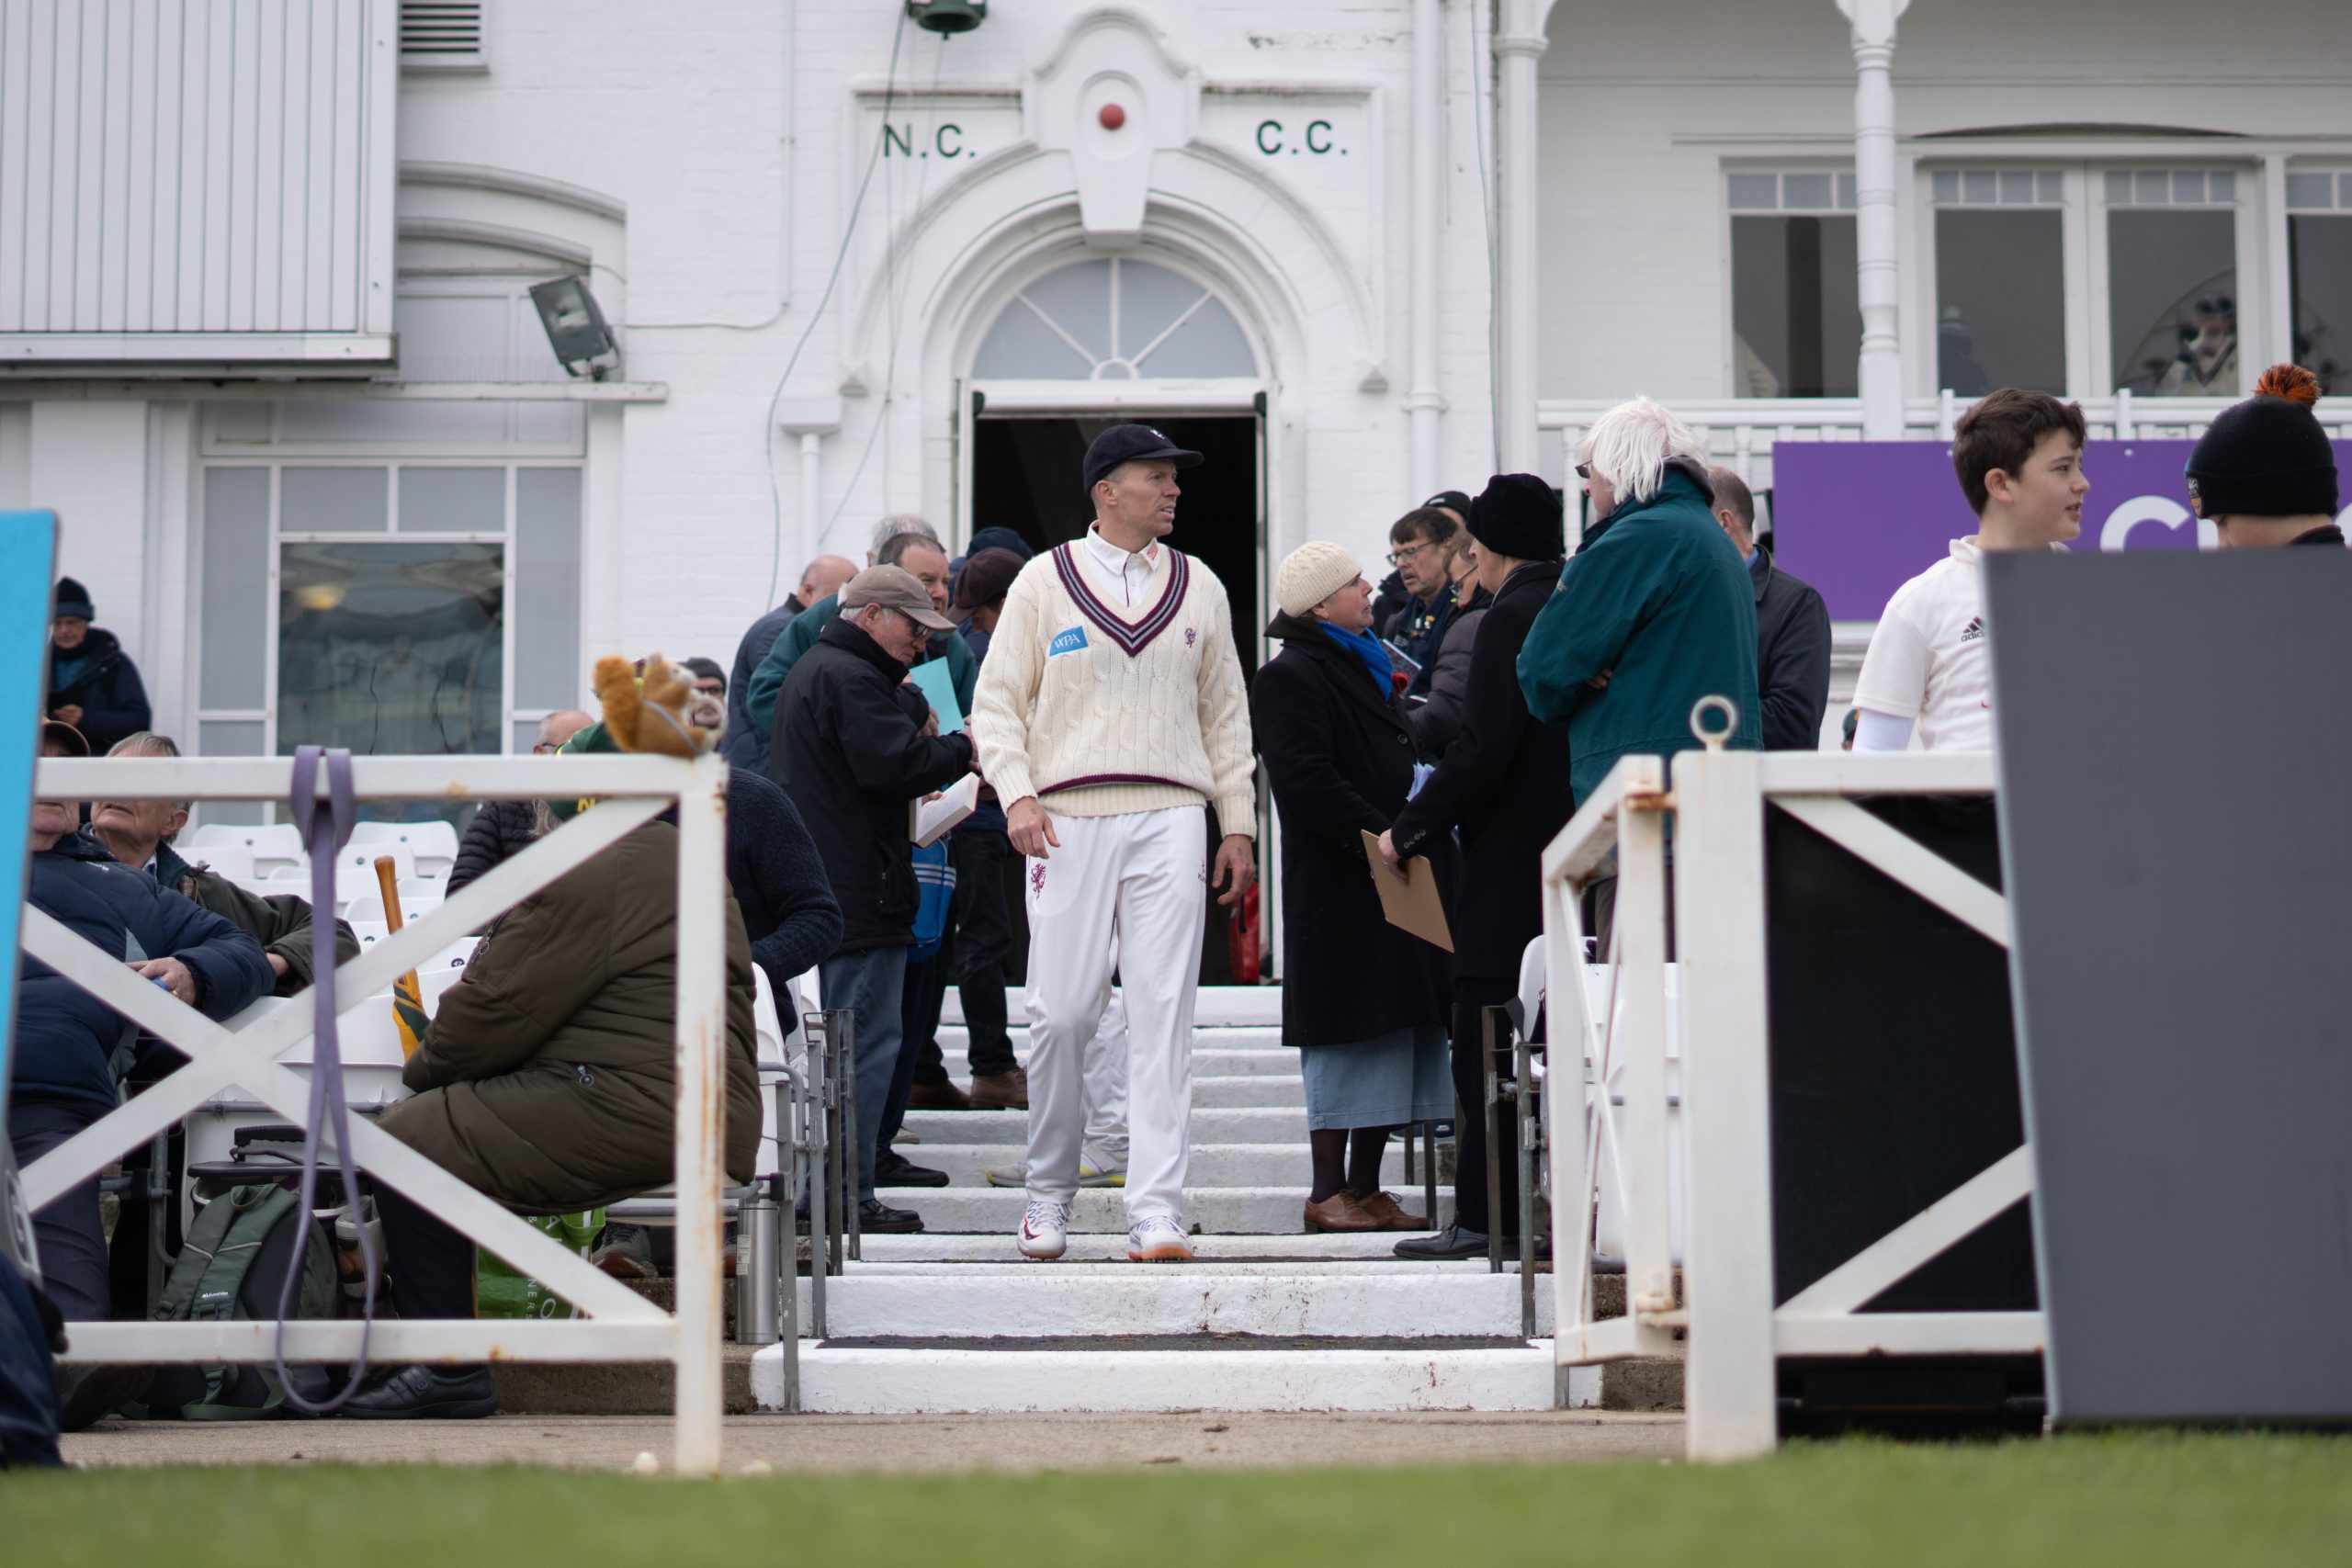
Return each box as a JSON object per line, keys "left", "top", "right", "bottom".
{"left": 1126, "top": 1215, "right": 1193, "bottom": 1263}
{"left": 1017, "top": 1199, "right": 1071, "bottom": 1259}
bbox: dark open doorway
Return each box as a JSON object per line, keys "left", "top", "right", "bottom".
{"left": 971, "top": 412, "right": 1264, "bottom": 986}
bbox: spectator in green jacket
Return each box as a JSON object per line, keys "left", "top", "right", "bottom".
{"left": 1518, "top": 395, "right": 1760, "bottom": 808}
{"left": 743, "top": 518, "right": 979, "bottom": 748}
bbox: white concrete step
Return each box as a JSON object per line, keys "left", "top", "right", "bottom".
{"left": 904, "top": 1142, "right": 1440, "bottom": 1190}
{"left": 919, "top": 1073, "right": 1300, "bottom": 1108}
{"left": 901, "top": 1105, "right": 1309, "bottom": 1146}
{"left": 943, "top": 986, "right": 1283, "bottom": 1030}
{"left": 938, "top": 1025, "right": 1290, "bottom": 1055}
{"left": 845, "top": 1232, "right": 1442, "bottom": 1263}
{"left": 871, "top": 1185, "right": 1454, "bottom": 1235}
{"left": 836, "top": 1258, "right": 1500, "bottom": 1276}
{"left": 756, "top": 1343, "right": 1585, "bottom": 1413}
{"left": 791, "top": 1271, "right": 1554, "bottom": 1337}
{"left": 940, "top": 1045, "right": 1295, "bottom": 1078}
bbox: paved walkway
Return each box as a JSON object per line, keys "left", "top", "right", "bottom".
{"left": 64, "top": 1411, "right": 1684, "bottom": 1472}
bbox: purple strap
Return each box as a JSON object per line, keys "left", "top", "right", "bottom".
{"left": 274, "top": 747, "right": 379, "bottom": 1414}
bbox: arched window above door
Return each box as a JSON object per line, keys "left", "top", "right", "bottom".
{"left": 972, "top": 259, "right": 1256, "bottom": 380}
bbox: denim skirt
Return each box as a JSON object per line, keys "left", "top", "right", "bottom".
{"left": 1298, "top": 1023, "right": 1452, "bottom": 1131}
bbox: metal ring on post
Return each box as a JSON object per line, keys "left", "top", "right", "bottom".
{"left": 1690, "top": 694, "right": 1739, "bottom": 753}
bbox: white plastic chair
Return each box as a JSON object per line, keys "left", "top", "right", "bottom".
{"left": 194, "top": 822, "right": 305, "bottom": 875}
{"left": 185, "top": 841, "right": 256, "bottom": 885}
{"left": 336, "top": 841, "right": 417, "bottom": 881}
{"left": 347, "top": 819, "right": 459, "bottom": 879}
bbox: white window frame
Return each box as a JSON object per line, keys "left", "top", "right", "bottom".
{"left": 2282, "top": 163, "right": 2352, "bottom": 385}
{"left": 1720, "top": 164, "right": 1860, "bottom": 400}
{"left": 2087, "top": 165, "right": 2259, "bottom": 400}
{"left": 1917, "top": 164, "right": 2081, "bottom": 398}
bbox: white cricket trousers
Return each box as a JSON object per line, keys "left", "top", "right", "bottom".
{"left": 1023, "top": 807, "right": 1206, "bottom": 1224}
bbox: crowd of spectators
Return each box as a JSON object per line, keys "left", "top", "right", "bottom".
{"left": 11, "top": 361, "right": 2335, "bottom": 1424}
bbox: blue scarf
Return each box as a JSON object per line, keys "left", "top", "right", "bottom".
{"left": 1318, "top": 623, "right": 1395, "bottom": 695}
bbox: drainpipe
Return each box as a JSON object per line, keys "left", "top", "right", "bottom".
{"left": 777, "top": 396, "right": 843, "bottom": 570}
{"left": 1406, "top": 0, "right": 1446, "bottom": 497}
{"left": 1838, "top": 0, "right": 1909, "bottom": 438}
{"left": 1495, "top": 0, "right": 1549, "bottom": 475}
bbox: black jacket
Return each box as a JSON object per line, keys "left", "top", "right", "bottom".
{"left": 1751, "top": 543, "right": 1832, "bottom": 751}
{"left": 1389, "top": 561, "right": 1575, "bottom": 979}
{"left": 447, "top": 799, "right": 537, "bottom": 895}
{"left": 773, "top": 618, "right": 974, "bottom": 954}
{"left": 1408, "top": 582, "right": 1491, "bottom": 754}
{"left": 722, "top": 767, "right": 844, "bottom": 998}
{"left": 46, "top": 627, "right": 152, "bottom": 756}
{"left": 14, "top": 834, "right": 271, "bottom": 1113}
{"left": 1251, "top": 616, "right": 1453, "bottom": 1049}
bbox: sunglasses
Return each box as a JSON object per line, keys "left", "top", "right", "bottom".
{"left": 1575, "top": 463, "right": 1592, "bottom": 479}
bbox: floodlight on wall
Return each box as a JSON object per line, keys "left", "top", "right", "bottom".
{"left": 907, "top": 0, "right": 985, "bottom": 35}
{"left": 529, "top": 276, "right": 619, "bottom": 380}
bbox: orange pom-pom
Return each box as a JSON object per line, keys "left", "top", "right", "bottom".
{"left": 2254, "top": 363, "right": 2321, "bottom": 407}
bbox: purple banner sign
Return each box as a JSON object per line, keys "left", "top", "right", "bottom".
{"left": 1773, "top": 439, "right": 2352, "bottom": 620}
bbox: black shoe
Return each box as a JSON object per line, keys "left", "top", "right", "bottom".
{"left": 336, "top": 1362, "right": 500, "bottom": 1420}
{"left": 874, "top": 1151, "right": 950, "bottom": 1189}
{"left": 1394, "top": 1224, "right": 1489, "bottom": 1261}
{"left": 858, "top": 1198, "right": 925, "bottom": 1234}
{"left": 56, "top": 1363, "right": 153, "bottom": 1432}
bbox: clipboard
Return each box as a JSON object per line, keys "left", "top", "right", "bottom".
{"left": 1360, "top": 829, "right": 1453, "bottom": 953}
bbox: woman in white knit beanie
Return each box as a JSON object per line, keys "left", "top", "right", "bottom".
{"left": 1251, "top": 544, "right": 1454, "bottom": 1233}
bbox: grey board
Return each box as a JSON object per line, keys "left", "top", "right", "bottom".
{"left": 1984, "top": 547, "right": 2352, "bottom": 1425}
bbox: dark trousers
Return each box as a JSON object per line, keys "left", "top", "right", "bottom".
{"left": 881, "top": 953, "right": 950, "bottom": 1156}
{"left": 371, "top": 1183, "right": 478, "bottom": 1321}
{"left": 912, "top": 829, "right": 1019, "bottom": 1083}
{"left": 1450, "top": 976, "right": 1519, "bottom": 1238}
{"left": 7, "top": 1101, "right": 108, "bottom": 1322}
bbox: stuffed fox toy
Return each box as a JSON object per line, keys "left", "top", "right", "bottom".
{"left": 591, "top": 652, "right": 727, "bottom": 757}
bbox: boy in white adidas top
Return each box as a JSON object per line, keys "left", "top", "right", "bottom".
{"left": 969, "top": 423, "right": 1258, "bottom": 1263}
{"left": 1852, "top": 389, "right": 2089, "bottom": 752}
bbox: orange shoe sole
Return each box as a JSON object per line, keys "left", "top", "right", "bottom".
{"left": 1127, "top": 1240, "right": 1194, "bottom": 1263}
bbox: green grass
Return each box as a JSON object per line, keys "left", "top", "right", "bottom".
{"left": 7, "top": 1433, "right": 2349, "bottom": 1568}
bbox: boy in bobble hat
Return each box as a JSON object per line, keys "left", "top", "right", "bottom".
{"left": 2187, "top": 364, "right": 2345, "bottom": 549}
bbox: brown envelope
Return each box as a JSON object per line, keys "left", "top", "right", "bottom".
{"left": 1360, "top": 829, "right": 1454, "bottom": 953}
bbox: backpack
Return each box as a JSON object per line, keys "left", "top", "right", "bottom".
{"left": 138, "top": 1182, "right": 342, "bottom": 1420}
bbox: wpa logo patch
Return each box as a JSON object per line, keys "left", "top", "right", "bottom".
{"left": 1049, "top": 626, "right": 1090, "bottom": 657}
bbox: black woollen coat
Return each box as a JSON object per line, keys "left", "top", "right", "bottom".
{"left": 1250, "top": 615, "right": 1453, "bottom": 1049}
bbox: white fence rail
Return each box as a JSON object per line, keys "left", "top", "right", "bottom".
{"left": 1543, "top": 740, "right": 2034, "bottom": 1461}
{"left": 19, "top": 752, "right": 730, "bottom": 1473}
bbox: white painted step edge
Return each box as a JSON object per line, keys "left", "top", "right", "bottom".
{"left": 755, "top": 1343, "right": 1592, "bottom": 1413}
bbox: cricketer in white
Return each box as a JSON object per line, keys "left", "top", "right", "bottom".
{"left": 968, "top": 424, "right": 1258, "bottom": 1264}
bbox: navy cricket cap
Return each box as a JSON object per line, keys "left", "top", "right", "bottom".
{"left": 1082, "top": 423, "right": 1204, "bottom": 495}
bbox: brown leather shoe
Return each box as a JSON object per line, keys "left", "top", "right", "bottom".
{"left": 968, "top": 1069, "right": 1029, "bottom": 1110}
{"left": 906, "top": 1078, "right": 973, "bottom": 1111}
{"left": 1303, "top": 1192, "right": 1381, "bottom": 1233}
{"left": 1353, "top": 1190, "right": 1430, "bottom": 1231}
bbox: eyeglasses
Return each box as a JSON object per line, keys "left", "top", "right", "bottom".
{"left": 1574, "top": 462, "right": 1592, "bottom": 480}
{"left": 1385, "top": 541, "right": 1440, "bottom": 567}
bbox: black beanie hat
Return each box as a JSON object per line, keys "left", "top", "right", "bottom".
{"left": 2185, "top": 365, "right": 2339, "bottom": 520}
{"left": 52, "top": 576, "right": 94, "bottom": 621}
{"left": 1465, "top": 473, "right": 1566, "bottom": 561}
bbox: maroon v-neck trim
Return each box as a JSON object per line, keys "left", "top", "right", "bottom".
{"left": 1051, "top": 542, "right": 1190, "bottom": 658}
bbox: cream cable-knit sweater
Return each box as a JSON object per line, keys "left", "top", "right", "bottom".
{"left": 970, "top": 542, "right": 1257, "bottom": 836}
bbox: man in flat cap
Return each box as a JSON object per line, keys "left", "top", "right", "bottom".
{"left": 969, "top": 424, "right": 1256, "bottom": 1263}
{"left": 775, "top": 565, "right": 978, "bottom": 1233}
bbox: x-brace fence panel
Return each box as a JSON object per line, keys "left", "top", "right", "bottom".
{"left": 17, "top": 753, "right": 732, "bottom": 1474}
{"left": 1544, "top": 746, "right": 2041, "bottom": 1461}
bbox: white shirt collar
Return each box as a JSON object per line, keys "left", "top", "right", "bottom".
{"left": 1084, "top": 525, "right": 1159, "bottom": 575}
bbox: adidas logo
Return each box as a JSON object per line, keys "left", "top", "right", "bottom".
{"left": 1959, "top": 615, "right": 1984, "bottom": 642}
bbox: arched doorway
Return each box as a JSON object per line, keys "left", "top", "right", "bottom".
{"left": 962, "top": 254, "right": 1271, "bottom": 983}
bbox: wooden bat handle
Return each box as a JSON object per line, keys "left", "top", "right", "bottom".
{"left": 372, "top": 854, "right": 404, "bottom": 932}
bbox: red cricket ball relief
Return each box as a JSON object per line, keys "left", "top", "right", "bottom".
{"left": 1098, "top": 103, "right": 1126, "bottom": 130}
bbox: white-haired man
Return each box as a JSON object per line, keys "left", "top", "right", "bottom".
{"left": 1518, "top": 395, "right": 1760, "bottom": 807}
{"left": 970, "top": 423, "right": 1256, "bottom": 1264}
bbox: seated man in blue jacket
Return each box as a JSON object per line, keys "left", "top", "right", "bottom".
{"left": 11, "top": 722, "right": 272, "bottom": 1425}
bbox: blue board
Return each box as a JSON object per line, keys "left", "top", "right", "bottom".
{"left": 0, "top": 512, "right": 59, "bottom": 1134}
{"left": 909, "top": 657, "right": 964, "bottom": 735}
